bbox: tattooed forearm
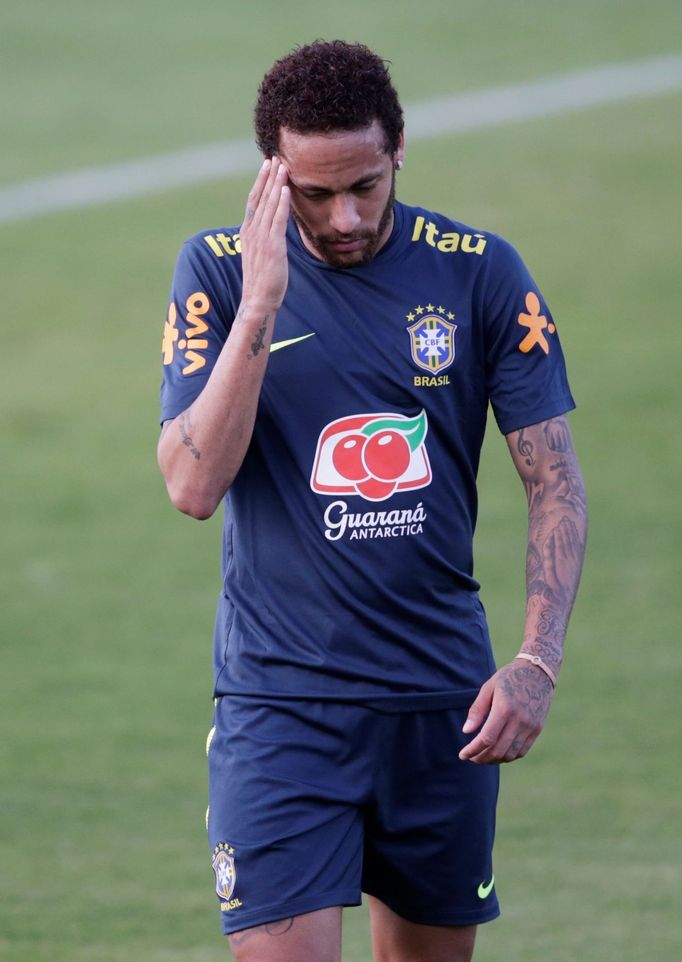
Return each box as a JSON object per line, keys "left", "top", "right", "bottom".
{"left": 233, "top": 304, "right": 272, "bottom": 359}
{"left": 229, "top": 917, "right": 294, "bottom": 946}
{"left": 509, "top": 417, "right": 588, "bottom": 679}
{"left": 524, "top": 504, "right": 585, "bottom": 671}
{"left": 249, "top": 320, "right": 268, "bottom": 357}
{"left": 526, "top": 634, "right": 564, "bottom": 667}
{"left": 538, "top": 515, "right": 583, "bottom": 605}
{"left": 524, "top": 480, "right": 545, "bottom": 513}
{"left": 178, "top": 410, "right": 200, "bottom": 461}
{"left": 537, "top": 607, "right": 567, "bottom": 639}
{"left": 525, "top": 541, "right": 543, "bottom": 586}
{"left": 555, "top": 469, "right": 588, "bottom": 515}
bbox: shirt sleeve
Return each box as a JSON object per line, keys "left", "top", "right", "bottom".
{"left": 480, "top": 235, "right": 576, "bottom": 435}
{"left": 159, "top": 236, "right": 239, "bottom": 424}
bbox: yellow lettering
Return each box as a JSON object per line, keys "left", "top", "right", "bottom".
{"left": 424, "top": 222, "right": 439, "bottom": 247}
{"left": 186, "top": 292, "right": 209, "bottom": 315}
{"left": 216, "top": 232, "right": 235, "bottom": 255}
{"left": 461, "top": 233, "right": 487, "bottom": 255}
{"left": 411, "top": 223, "right": 487, "bottom": 256}
{"left": 220, "top": 898, "right": 244, "bottom": 912}
{"left": 204, "top": 233, "right": 241, "bottom": 256}
{"left": 413, "top": 375, "right": 450, "bottom": 387}
{"left": 185, "top": 292, "right": 210, "bottom": 338}
{"left": 203, "top": 235, "right": 223, "bottom": 257}
{"left": 182, "top": 351, "right": 207, "bottom": 375}
{"left": 437, "top": 232, "right": 460, "bottom": 253}
{"left": 186, "top": 315, "right": 208, "bottom": 338}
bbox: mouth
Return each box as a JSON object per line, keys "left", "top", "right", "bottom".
{"left": 325, "top": 238, "right": 367, "bottom": 253}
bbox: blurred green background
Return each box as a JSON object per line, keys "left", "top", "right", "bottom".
{"left": 1, "top": 2, "right": 680, "bottom": 960}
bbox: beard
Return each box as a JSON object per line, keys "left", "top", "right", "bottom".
{"left": 292, "top": 171, "right": 396, "bottom": 269}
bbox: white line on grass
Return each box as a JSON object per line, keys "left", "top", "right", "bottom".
{"left": 1, "top": 53, "right": 680, "bottom": 225}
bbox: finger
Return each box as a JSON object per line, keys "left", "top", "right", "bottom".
{"left": 244, "top": 158, "right": 272, "bottom": 224}
{"left": 502, "top": 700, "right": 550, "bottom": 762}
{"left": 498, "top": 729, "right": 538, "bottom": 764}
{"left": 244, "top": 158, "right": 282, "bottom": 237}
{"left": 247, "top": 156, "right": 282, "bottom": 230}
{"left": 460, "top": 722, "right": 507, "bottom": 763}
{"left": 259, "top": 161, "right": 289, "bottom": 232}
{"left": 459, "top": 707, "right": 509, "bottom": 762}
{"left": 462, "top": 680, "right": 494, "bottom": 735}
{"left": 271, "top": 184, "right": 290, "bottom": 234}
{"left": 497, "top": 723, "right": 534, "bottom": 763}
{"left": 509, "top": 732, "right": 538, "bottom": 762}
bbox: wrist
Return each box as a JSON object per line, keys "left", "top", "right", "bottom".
{"left": 237, "top": 294, "right": 282, "bottom": 319}
{"left": 515, "top": 652, "right": 558, "bottom": 688}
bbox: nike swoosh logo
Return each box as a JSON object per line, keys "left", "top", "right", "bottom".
{"left": 477, "top": 876, "right": 495, "bottom": 899}
{"left": 269, "top": 333, "right": 316, "bottom": 353}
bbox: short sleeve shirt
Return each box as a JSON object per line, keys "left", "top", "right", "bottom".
{"left": 160, "top": 201, "right": 575, "bottom": 708}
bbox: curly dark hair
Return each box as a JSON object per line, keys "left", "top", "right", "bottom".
{"left": 255, "top": 40, "right": 404, "bottom": 157}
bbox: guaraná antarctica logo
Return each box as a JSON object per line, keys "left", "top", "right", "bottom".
{"left": 310, "top": 406, "right": 432, "bottom": 543}
{"left": 310, "top": 410, "right": 431, "bottom": 503}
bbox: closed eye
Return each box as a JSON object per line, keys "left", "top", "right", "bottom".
{"left": 300, "top": 190, "right": 332, "bottom": 201}
{"left": 295, "top": 177, "right": 381, "bottom": 201}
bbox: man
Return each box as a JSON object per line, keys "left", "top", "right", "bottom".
{"left": 158, "top": 40, "right": 587, "bottom": 962}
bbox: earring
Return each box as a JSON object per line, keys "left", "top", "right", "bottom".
{"left": 395, "top": 159, "right": 403, "bottom": 171}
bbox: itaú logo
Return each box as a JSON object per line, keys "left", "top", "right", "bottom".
{"left": 310, "top": 410, "right": 432, "bottom": 502}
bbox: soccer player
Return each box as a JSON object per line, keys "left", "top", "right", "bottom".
{"left": 158, "top": 40, "right": 587, "bottom": 962}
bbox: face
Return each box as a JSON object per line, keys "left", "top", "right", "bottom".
{"left": 278, "top": 121, "right": 404, "bottom": 268}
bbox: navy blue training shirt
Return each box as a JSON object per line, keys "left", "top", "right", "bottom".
{"left": 160, "top": 201, "right": 575, "bottom": 709}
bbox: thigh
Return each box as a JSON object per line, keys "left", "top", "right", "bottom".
{"left": 362, "top": 708, "right": 500, "bottom": 927}
{"left": 369, "top": 897, "right": 476, "bottom": 962}
{"left": 228, "top": 907, "right": 342, "bottom": 962}
{"left": 208, "top": 697, "right": 370, "bottom": 936}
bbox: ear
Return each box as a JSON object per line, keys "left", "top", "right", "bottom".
{"left": 394, "top": 130, "right": 405, "bottom": 170}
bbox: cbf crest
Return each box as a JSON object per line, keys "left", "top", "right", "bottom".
{"left": 406, "top": 305, "right": 457, "bottom": 373}
{"left": 212, "top": 842, "right": 236, "bottom": 900}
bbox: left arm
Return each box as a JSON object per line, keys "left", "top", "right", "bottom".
{"left": 459, "top": 414, "right": 588, "bottom": 764}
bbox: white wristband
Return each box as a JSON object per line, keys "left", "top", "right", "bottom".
{"left": 515, "top": 652, "right": 557, "bottom": 688}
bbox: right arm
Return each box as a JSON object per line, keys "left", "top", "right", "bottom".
{"left": 158, "top": 158, "right": 290, "bottom": 519}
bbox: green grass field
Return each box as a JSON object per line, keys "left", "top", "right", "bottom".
{"left": 2, "top": 2, "right": 681, "bottom": 960}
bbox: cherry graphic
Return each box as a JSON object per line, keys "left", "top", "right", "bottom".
{"left": 332, "top": 433, "right": 369, "bottom": 481}
{"left": 362, "top": 431, "right": 411, "bottom": 481}
{"left": 356, "top": 477, "right": 397, "bottom": 500}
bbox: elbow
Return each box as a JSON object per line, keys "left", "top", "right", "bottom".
{"left": 157, "top": 435, "right": 227, "bottom": 520}
{"left": 165, "top": 478, "right": 225, "bottom": 520}
{"left": 177, "top": 498, "right": 219, "bottom": 522}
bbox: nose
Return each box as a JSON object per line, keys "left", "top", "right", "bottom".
{"left": 329, "top": 193, "right": 361, "bottom": 235}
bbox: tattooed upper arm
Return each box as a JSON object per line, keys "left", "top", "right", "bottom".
{"left": 507, "top": 416, "right": 587, "bottom": 515}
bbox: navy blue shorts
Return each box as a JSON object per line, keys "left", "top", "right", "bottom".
{"left": 207, "top": 696, "right": 500, "bottom": 934}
